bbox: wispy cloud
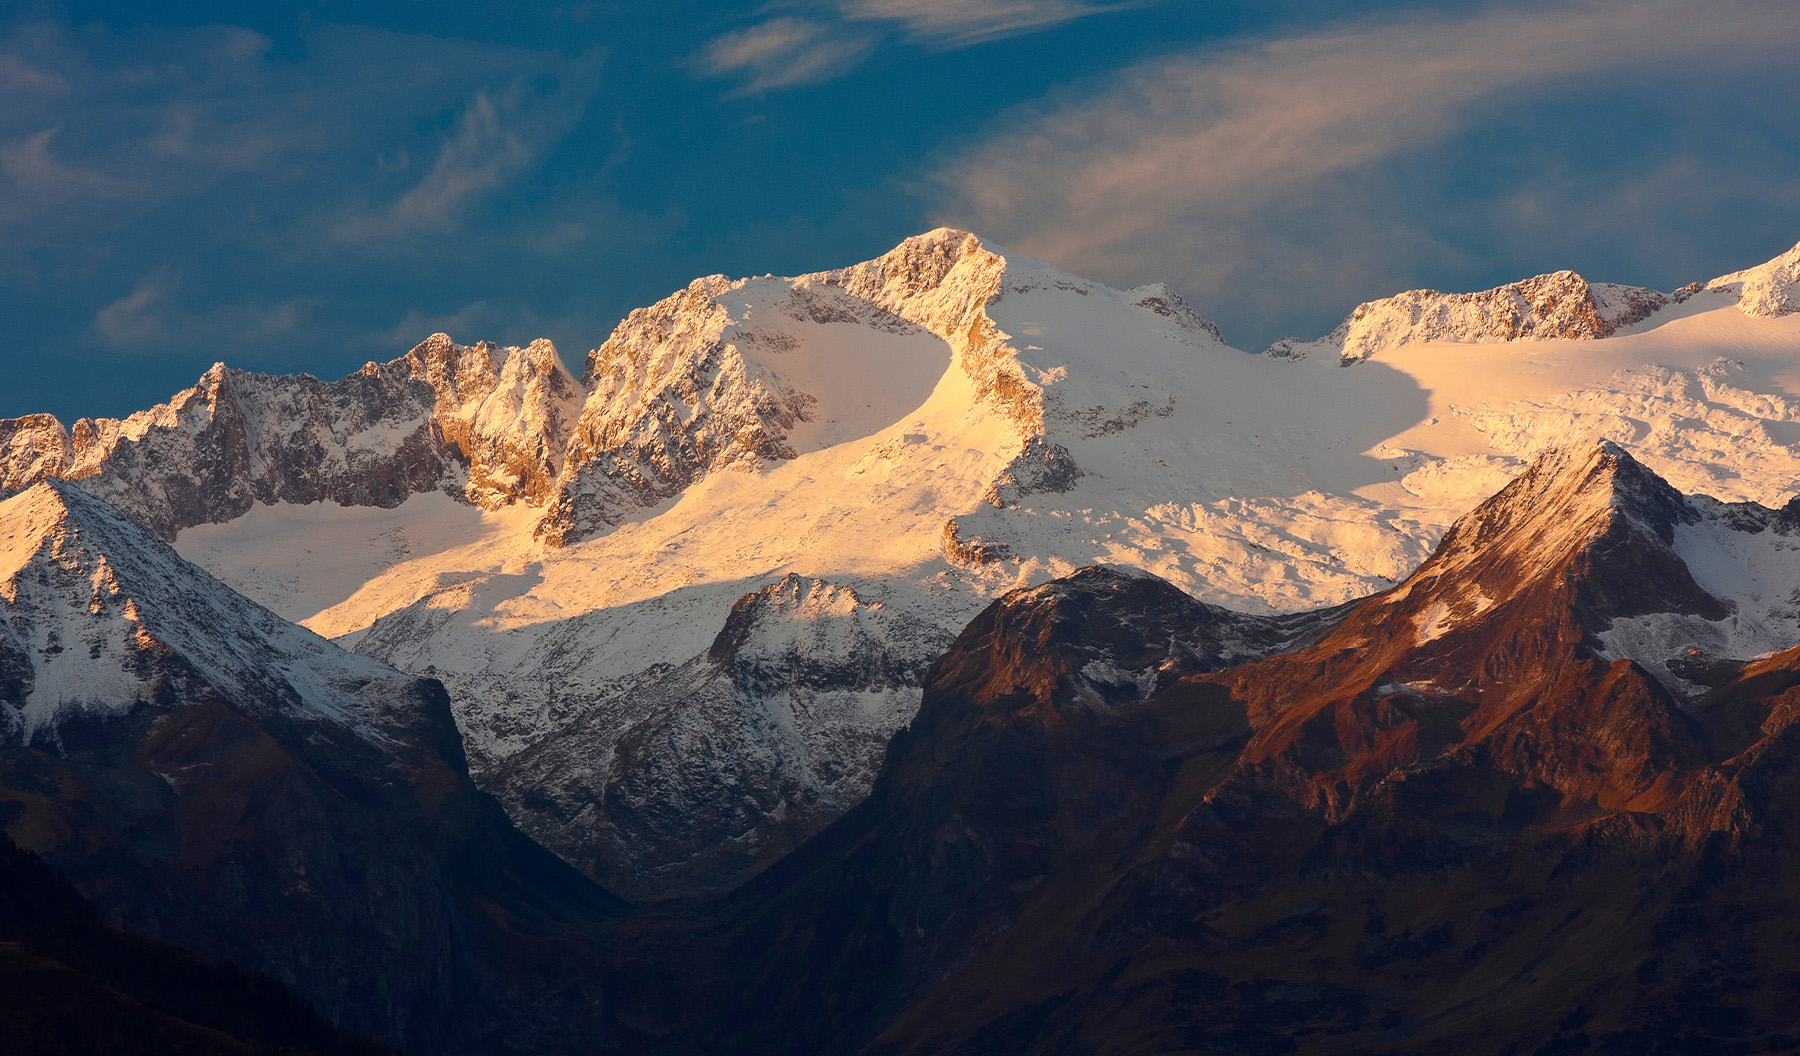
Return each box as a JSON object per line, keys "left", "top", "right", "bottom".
{"left": 695, "top": 0, "right": 1143, "bottom": 94}
{"left": 0, "top": 128, "right": 140, "bottom": 224}
{"left": 0, "top": 51, "right": 67, "bottom": 95}
{"left": 0, "top": 22, "right": 602, "bottom": 255}
{"left": 695, "top": 17, "right": 875, "bottom": 96}
{"left": 88, "top": 266, "right": 315, "bottom": 353}
{"left": 331, "top": 53, "right": 603, "bottom": 243}
{"left": 932, "top": 0, "right": 1800, "bottom": 311}
{"left": 838, "top": 0, "right": 1152, "bottom": 46}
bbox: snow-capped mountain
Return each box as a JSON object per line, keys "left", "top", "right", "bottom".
{"left": 1263, "top": 239, "right": 1799, "bottom": 364}
{"left": 642, "top": 441, "right": 1800, "bottom": 1055}
{"left": 459, "top": 574, "right": 954, "bottom": 900}
{"left": 7, "top": 230, "right": 1800, "bottom": 897}
{"left": 0, "top": 479, "right": 623, "bottom": 1053}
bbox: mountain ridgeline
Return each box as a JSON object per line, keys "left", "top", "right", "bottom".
{"left": 618, "top": 442, "right": 1800, "bottom": 1054}
{"left": 7, "top": 228, "right": 1800, "bottom": 1053}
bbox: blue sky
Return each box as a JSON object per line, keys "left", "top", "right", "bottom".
{"left": 4, "top": 0, "right": 1799, "bottom": 421}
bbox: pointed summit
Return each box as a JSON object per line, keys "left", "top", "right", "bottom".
{"left": 1, "top": 478, "right": 416, "bottom": 743}
{"left": 1, "top": 479, "right": 625, "bottom": 1050}
{"left": 1193, "top": 441, "right": 1735, "bottom": 826}
{"left": 1391, "top": 439, "right": 1723, "bottom": 632}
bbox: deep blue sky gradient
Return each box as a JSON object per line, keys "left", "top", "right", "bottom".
{"left": 4, "top": 0, "right": 1798, "bottom": 421}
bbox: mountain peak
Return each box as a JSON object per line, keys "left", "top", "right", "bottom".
{"left": 2, "top": 479, "right": 413, "bottom": 744}
{"left": 1706, "top": 238, "right": 1800, "bottom": 317}
{"left": 1379, "top": 441, "right": 1718, "bottom": 637}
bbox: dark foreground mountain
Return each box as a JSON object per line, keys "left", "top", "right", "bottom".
{"left": 616, "top": 442, "right": 1800, "bottom": 1055}
{"left": 0, "top": 830, "right": 385, "bottom": 1055}
{"left": 0, "top": 480, "right": 627, "bottom": 1054}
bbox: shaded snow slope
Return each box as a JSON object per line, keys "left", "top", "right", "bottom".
{"left": 1, "top": 480, "right": 421, "bottom": 744}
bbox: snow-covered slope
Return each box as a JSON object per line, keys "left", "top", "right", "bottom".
{"left": 12, "top": 230, "right": 1800, "bottom": 897}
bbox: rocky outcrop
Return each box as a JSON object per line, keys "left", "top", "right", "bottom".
{"left": 401, "top": 333, "right": 585, "bottom": 509}
{"left": 1127, "top": 281, "right": 1226, "bottom": 344}
{"left": 476, "top": 574, "right": 955, "bottom": 901}
{"left": 983, "top": 436, "right": 1083, "bottom": 508}
{"left": 534, "top": 278, "right": 829, "bottom": 546}
{"left": 940, "top": 517, "right": 1014, "bottom": 566}
{"left": 825, "top": 229, "right": 1043, "bottom": 433}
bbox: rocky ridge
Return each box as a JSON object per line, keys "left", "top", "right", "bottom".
{"left": 1263, "top": 238, "right": 1800, "bottom": 363}
{"left": 1264, "top": 270, "right": 1672, "bottom": 362}
{"left": 0, "top": 479, "right": 415, "bottom": 742}
{"left": 472, "top": 573, "right": 956, "bottom": 901}
{"left": 0, "top": 336, "right": 584, "bottom": 539}
{"left": 536, "top": 229, "right": 1073, "bottom": 545}
{"left": 3, "top": 229, "right": 1177, "bottom": 556}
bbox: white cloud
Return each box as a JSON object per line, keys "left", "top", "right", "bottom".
{"left": 932, "top": 0, "right": 1800, "bottom": 305}
{"left": 90, "top": 267, "right": 176, "bottom": 347}
{"left": 696, "top": 17, "right": 875, "bottom": 96}
{"left": 838, "top": 0, "right": 1152, "bottom": 46}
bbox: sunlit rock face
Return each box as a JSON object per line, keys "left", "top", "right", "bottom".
{"left": 1706, "top": 238, "right": 1800, "bottom": 318}
{"left": 0, "top": 336, "right": 582, "bottom": 539}
{"left": 1264, "top": 270, "right": 1671, "bottom": 363}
